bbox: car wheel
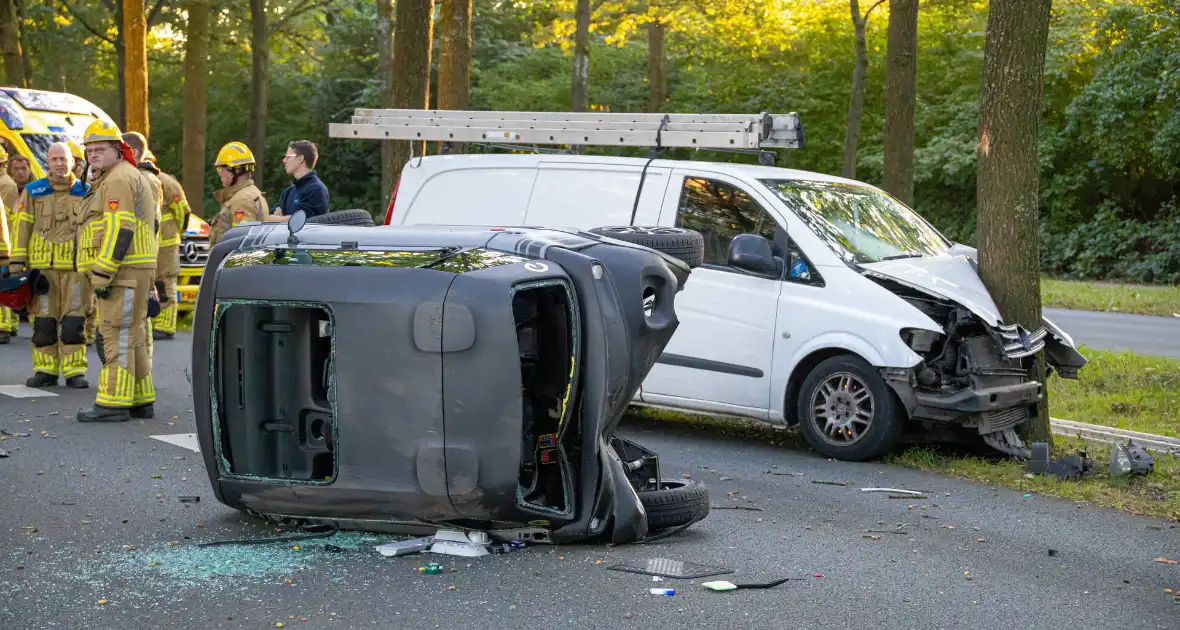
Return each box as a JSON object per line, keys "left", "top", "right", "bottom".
{"left": 637, "top": 478, "right": 710, "bottom": 529}
{"left": 797, "top": 355, "right": 905, "bottom": 461}
{"left": 305, "top": 209, "right": 375, "bottom": 227}
{"left": 589, "top": 226, "right": 705, "bottom": 269}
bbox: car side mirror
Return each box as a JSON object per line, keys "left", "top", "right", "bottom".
{"left": 727, "top": 234, "right": 780, "bottom": 276}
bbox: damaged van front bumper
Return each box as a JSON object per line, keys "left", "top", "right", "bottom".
{"left": 189, "top": 223, "right": 701, "bottom": 545}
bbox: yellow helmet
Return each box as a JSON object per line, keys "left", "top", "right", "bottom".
{"left": 215, "top": 142, "right": 256, "bottom": 170}
{"left": 82, "top": 119, "right": 124, "bottom": 145}
{"left": 0, "top": 144, "right": 7, "bottom": 161}
{"left": 67, "top": 140, "right": 84, "bottom": 161}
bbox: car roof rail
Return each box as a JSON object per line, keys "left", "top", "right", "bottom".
{"left": 327, "top": 109, "right": 805, "bottom": 152}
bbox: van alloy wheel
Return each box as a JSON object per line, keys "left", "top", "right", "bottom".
{"left": 809, "top": 372, "right": 875, "bottom": 445}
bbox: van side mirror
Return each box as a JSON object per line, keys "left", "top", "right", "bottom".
{"left": 727, "top": 234, "right": 780, "bottom": 276}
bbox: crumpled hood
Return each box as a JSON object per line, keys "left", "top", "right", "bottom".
{"left": 860, "top": 255, "right": 1003, "bottom": 326}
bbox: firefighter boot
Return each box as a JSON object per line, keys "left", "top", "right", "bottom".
{"left": 26, "top": 373, "right": 58, "bottom": 388}
{"left": 77, "top": 405, "right": 131, "bottom": 423}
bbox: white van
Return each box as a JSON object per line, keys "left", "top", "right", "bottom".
{"left": 383, "top": 153, "right": 1087, "bottom": 461}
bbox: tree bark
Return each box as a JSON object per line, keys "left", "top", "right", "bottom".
{"left": 842, "top": 0, "right": 883, "bottom": 180}
{"left": 975, "top": 0, "right": 1053, "bottom": 442}
{"left": 182, "top": 0, "right": 210, "bottom": 212}
{"left": 14, "top": 0, "right": 28, "bottom": 85}
{"left": 883, "top": 0, "right": 917, "bottom": 206}
{"left": 389, "top": 0, "right": 435, "bottom": 177}
{"left": 437, "top": 0, "right": 472, "bottom": 152}
{"left": 123, "top": 0, "right": 149, "bottom": 136}
{"left": 377, "top": 0, "right": 395, "bottom": 201}
{"left": 116, "top": 0, "right": 127, "bottom": 129}
{"left": 0, "top": 0, "right": 25, "bottom": 88}
{"left": 646, "top": 20, "right": 666, "bottom": 113}
{"left": 249, "top": 0, "right": 269, "bottom": 183}
{"left": 571, "top": 0, "right": 590, "bottom": 112}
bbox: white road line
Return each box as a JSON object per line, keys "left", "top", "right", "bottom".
{"left": 0, "top": 385, "right": 59, "bottom": 398}
{"left": 150, "top": 433, "right": 202, "bottom": 453}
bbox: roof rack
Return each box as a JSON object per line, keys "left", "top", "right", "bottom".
{"left": 327, "top": 109, "right": 804, "bottom": 151}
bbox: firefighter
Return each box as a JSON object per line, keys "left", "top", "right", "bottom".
{"left": 126, "top": 138, "right": 187, "bottom": 340}
{"left": 209, "top": 142, "right": 268, "bottom": 244}
{"left": 75, "top": 120, "right": 158, "bottom": 423}
{"left": 69, "top": 140, "right": 88, "bottom": 181}
{"left": 0, "top": 145, "right": 18, "bottom": 342}
{"left": 8, "top": 142, "right": 91, "bottom": 388}
{"left": 67, "top": 139, "right": 98, "bottom": 346}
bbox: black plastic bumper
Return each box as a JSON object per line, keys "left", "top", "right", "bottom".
{"left": 913, "top": 381, "right": 1042, "bottom": 423}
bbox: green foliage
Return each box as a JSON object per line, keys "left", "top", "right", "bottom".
{"left": 14, "top": 0, "right": 1179, "bottom": 283}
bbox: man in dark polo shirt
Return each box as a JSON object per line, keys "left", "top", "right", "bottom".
{"left": 275, "top": 140, "right": 329, "bottom": 218}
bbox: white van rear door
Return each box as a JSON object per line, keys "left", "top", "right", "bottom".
{"left": 641, "top": 169, "right": 783, "bottom": 419}
{"left": 525, "top": 162, "right": 669, "bottom": 229}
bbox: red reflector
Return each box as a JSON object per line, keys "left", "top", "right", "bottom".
{"left": 489, "top": 228, "right": 505, "bottom": 232}
{"left": 383, "top": 177, "right": 401, "bottom": 226}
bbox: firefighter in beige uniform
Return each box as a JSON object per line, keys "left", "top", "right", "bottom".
{"left": 67, "top": 140, "right": 99, "bottom": 346}
{"left": 136, "top": 145, "right": 188, "bottom": 339}
{"left": 8, "top": 142, "right": 91, "bottom": 389}
{"left": 75, "top": 121, "right": 158, "bottom": 423}
{"left": 0, "top": 145, "right": 19, "bottom": 341}
{"left": 209, "top": 142, "right": 268, "bottom": 244}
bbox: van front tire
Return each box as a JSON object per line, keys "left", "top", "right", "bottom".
{"left": 797, "top": 355, "right": 904, "bottom": 462}
{"left": 588, "top": 226, "right": 705, "bottom": 269}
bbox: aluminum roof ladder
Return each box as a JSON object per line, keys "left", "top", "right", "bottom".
{"left": 327, "top": 109, "right": 805, "bottom": 153}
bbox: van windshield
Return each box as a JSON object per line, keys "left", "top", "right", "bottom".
{"left": 759, "top": 179, "right": 949, "bottom": 265}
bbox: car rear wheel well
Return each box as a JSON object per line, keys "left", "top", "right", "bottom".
{"left": 783, "top": 348, "right": 861, "bottom": 426}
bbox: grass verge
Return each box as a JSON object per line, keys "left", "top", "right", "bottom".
{"left": 886, "top": 439, "right": 1180, "bottom": 521}
{"left": 1042, "top": 278, "right": 1180, "bottom": 317}
{"left": 1048, "top": 345, "right": 1180, "bottom": 438}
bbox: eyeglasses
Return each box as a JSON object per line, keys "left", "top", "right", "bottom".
{"left": 282, "top": 153, "right": 298, "bottom": 161}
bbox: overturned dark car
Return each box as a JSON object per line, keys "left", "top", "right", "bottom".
{"left": 189, "top": 215, "right": 709, "bottom": 544}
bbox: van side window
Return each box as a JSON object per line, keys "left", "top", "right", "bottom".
{"left": 786, "top": 240, "right": 824, "bottom": 286}
{"left": 675, "top": 177, "right": 778, "bottom": 268}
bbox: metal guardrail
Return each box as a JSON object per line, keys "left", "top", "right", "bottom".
{"left": 1050, "top": 417, "right": 1180, "bottom": 455}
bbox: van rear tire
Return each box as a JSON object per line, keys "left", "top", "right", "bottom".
{"left": 589, "top": 226, "right": 704, "bottom": 269}
{"left": 306, "top": 209, "right": 375, "bottom": 227}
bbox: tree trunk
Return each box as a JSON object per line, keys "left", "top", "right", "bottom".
{"left": 123, "top": 0, "right": 149, "bottom": 136}
{"left": 0, "top": 0, "right": 24, "bottom": 88}
{"left": 975, "top": 0, "right": 1053, "bottom": 442}
{"left": 182, "top": 0, "right": 210, "bottom": 212}
{"left": 116, "top": 0, "right": 126, "bottom": 130}
{"left": 883, "top": 0, "right": 917, "bottom": 206}
{"left": 437, "top": 0, "right": 472, "bottom": 153}
{"left": 389, "top": 0, "right": 435, "bottom": 177}
{"left": 646, "top": 20, "right": 666, "bottom": 113}
{"left": 249, "top": 0, "right": 269, "bottom": 183}
{"left": 571, "top": 0, "right": 590, "bottom": 112}
{"left": 842, "top": 1, "right": 872, "bottom": 180}
{"left": 377, "top": 0, "right": 395, "bottom": 201}
{"left": 14, "top": 0, "right": 28, "bottom": 85}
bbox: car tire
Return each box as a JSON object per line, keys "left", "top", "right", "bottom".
{"left": 305, "top": 209, "right": 375, "bottom": 227}
{"left": 588, "top": 226, "right": 705, "bottom": 269}
{"left": 796, "top": 354, "right": 905, "bottom": 462}
{"left": 637, "top": 479, "right": 710, "bottom": 530}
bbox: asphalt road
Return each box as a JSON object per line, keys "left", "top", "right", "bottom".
{"left": 2, "top": 325, "right": 1180, "bottom": 630}
{"left": 1045, "top": 308, "right": 1180, "bottom": 358}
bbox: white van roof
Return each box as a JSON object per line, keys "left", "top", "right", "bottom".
{"left": 400, "top": 153, "right": 874, "bottom": 189}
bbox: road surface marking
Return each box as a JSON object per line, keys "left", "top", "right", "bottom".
{"left": 150, "top": 433, "right": 201, "bottom": 453}
{"left": 0, "top": 385, "right": 59, "bottom": 399}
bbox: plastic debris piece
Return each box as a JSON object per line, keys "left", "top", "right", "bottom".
{"left": 98, "top": 599, "right": 108, "bottom": 605}
{"left": 150, "top": 474, "right": 162, "bottom": 479}
{"left": 703, "top": 581, "right": 738, "bottom": 591}
{"left": 608, "top": 558, "right": 733, "bottom": 579}
{"left": 424, "top": 562, "right": 442, "bottom": 574}
{"left": 376, "top": 537, "right": 433, "bottom": 557}
{"left": 813, "top": 573, "right": 824, "bottom": 578}
{"left": 446, "top": 585, "right": 457, "bottom": 591}
{"left": 1023, "top": 494, "right": 1033, "bottom": 498}
{"left": 0, "top": 447, "right": 7, "bottom": 458}
{"left": 428, "top": 529, "right": 490, "bottom": 557}
{"left": 179, "top": 496, "right": 200, "bottom": 503}
{"left": 649, "top": 588, "right": 676, "bottom": 596}
{"left": 1154, "top": 557, "right": 1178, "bottom": 565}
{"left": 861, "top": 488, "right": 924, "bottom": 496}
